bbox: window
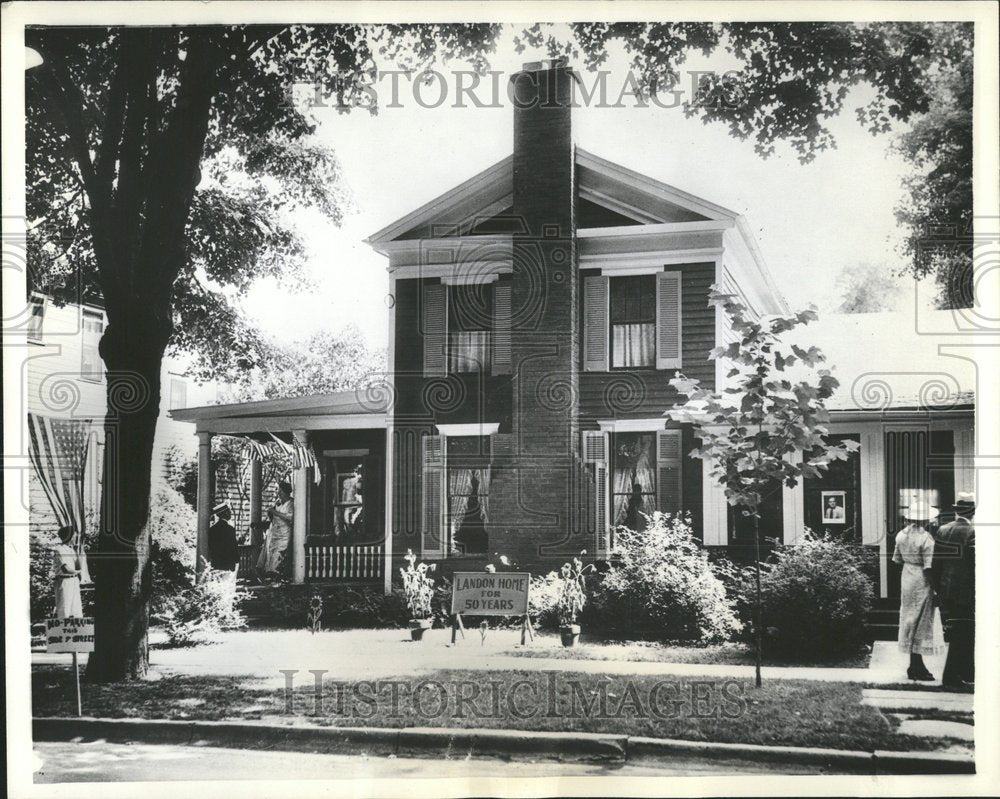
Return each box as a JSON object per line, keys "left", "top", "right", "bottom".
{"left": 28, "top": 296, "right": 45, "bottom": 342}
{"left": 448, "top": 283, "right": 492, "bottom": 373}
{"left": 446, "top": 435, "right": 491, "bottom": 555}
{"left": 81, "top": 309, "right": 104, "bottom": 381}
{"left": 327, "top": 457, "right": 366, "bottom": 540}
{"left": 611, "top": 432, "right": 657, "bottom": 531}
{"left": 610, "top": 275, "right": 656, "bottom": 368}
{"left": 168, "top": 377, "right": 188, "bottom": 410}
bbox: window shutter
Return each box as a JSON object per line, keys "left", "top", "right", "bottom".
{"left": 492, "top": 282, "right": 512, "bottom": 375}
{"left": 582, "top": 431, "right": 611, "bottom": 556}
{"left": 583, "top": 276, "right": 609, "bottom": 372}
{"left": 422, "top": 284, "right": 447, "bottom": 377}
{"left": 421, "top": 434, "right": 445, "bottom": 556}
{"left": 655, "top": 271, "right": 682, "bottom": 370}
{"left": 656, "top": 429, "right": 683, "bottom": 514}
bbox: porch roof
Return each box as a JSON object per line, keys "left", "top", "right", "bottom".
{"left": 169, "top": 389, "right": 389, "bottom": 434}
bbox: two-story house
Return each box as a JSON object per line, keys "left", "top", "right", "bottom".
{"left": 172, "top": 59, "right": 976, "bottom": 604}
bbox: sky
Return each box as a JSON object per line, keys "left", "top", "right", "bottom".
{"left": 242, "top": 27, "right": 921, "bottom": 352}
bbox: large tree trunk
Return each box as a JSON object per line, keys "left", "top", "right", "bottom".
{"left": 86, "top": 315, "right": 171, "bottom": 682}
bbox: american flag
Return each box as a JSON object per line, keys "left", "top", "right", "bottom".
{"left": 241, "top": 433, "right": 322, "bottom": 485}
{"left": 27, "top": 412, "right": 95, "bottom": 582}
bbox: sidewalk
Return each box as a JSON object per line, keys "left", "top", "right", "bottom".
{"left": 30, "top": 630, "right": 953, "bottom": 688}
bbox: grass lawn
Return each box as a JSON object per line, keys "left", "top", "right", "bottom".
{"left": 500, "top": 636, "right": 872, "bottom": 669}
{"left": 31, "top": 665, "right": 957, "bottom": 753}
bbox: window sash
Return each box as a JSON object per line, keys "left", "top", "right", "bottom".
{"left": 449, "top": 330, "right": 491, "bottom": 373}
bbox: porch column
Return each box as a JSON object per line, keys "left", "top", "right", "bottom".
{"left": 291, "top": 429, "right": 309, "bottom": 584}
{"left": 249, "top": 459, "right": 263, "bottom": 546}
{"left": 195, "top": 431, "right": 213, "bottom": 575}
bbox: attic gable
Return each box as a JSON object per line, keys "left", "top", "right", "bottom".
{"left": 366, "top": 149, "right": 740, "bottom": 251}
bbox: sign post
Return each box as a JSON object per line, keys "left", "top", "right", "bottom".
{"left": 449, "top": 572, "right": 532, "bottom": 645}
{"left": 46, "top": 617, "right": 95, "bottom": 716}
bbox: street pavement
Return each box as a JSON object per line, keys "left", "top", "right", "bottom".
{"left": 32, "top": 740, "right": 825, "bottom": 782}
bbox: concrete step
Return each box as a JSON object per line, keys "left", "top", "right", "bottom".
{"left": 866, "top": 623, "right": 899, "bottom": 641}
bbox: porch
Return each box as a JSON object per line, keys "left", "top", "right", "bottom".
{"left": 169, "top": 390, "right": 392, "bottom": 591}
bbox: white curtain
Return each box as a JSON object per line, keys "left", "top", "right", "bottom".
{"left": 477, "top": 466, "right": 491, "bottom": 522}
{"left": 612, "top": 464, "right": 633, "bottom": 526}
{"left": 448, "top": 468, "right": 474, "bottom": 551}
{"left": 449, "top": 331, "right": 490, "bottom": 372}
{"left": 635, "top": 435, "right": 657, "bottom": 515}
{"left": 612, "top": 323, "right": 655, "bottom": 367}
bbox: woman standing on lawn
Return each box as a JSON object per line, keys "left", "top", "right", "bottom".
{"left": 893, "top": 499, "right": 944, "bottom": 681}
{"left": 51, "top": 525, "right": 83, "bottom": 618}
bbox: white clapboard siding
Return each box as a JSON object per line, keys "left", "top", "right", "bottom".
{"left": 492, "top": 282, "right": 512, "bottom": 375}
{"left": 421, "top": 434, "right": 445, "bottom": 557}
{"left": 656, "top": 429, "right": 683, "bottom": 514}
{"left": 656, "top": 271, "right": 682, "bottom": 369}
{"left": 422, "top": 284, "right": 448, "bottom": 377}
{"left": 582, "top": 276, "right": 609, "bottom": 372}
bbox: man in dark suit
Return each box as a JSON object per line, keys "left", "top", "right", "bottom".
{"left": 208, "top": 502, "right": 239, "bottom": 573}
{"left": 933, "top": 493, "right": 975, "bottom": 689}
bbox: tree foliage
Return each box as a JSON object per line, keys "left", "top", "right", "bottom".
{"left": 667, "top": 290, "right": 857, "bottom": 684}
{"left": 835, "top": 261, "right": 907, "bottom": 313}
{"left": 521, "top": 22, "right": 971, "bottom": 162}
{"left": 893, "top": 57, "right": 974, "bottom": 308}
{"left": 224, "top": 325, "right": 386, "bottom": 402}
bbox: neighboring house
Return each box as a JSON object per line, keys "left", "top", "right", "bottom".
{"left": 172, "top": 60, "right": 976, "bottom": 601}
{"left": 25, "top": 294, "right": 218, "bottom": 540}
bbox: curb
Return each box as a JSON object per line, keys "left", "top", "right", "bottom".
{"left": 33, "top": 717, "right": 974, "bottom": 774}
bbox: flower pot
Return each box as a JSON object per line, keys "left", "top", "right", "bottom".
{"left": 559, "top": 624, "right": 581, "bottom": 647}
{"left": 409, "top": 618, "right": 432, "bottom": 641}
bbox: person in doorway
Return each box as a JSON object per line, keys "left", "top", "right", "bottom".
{"left": 51, "top": 525, "right": 83, "bottom": 618}
{"left": 893, "top": 499, "right": 944, "bottom": 681}
{"left": 260, "top": 481, "right": 294, "bottom": 582}
{"left": 933, "top": 492, "right": 975, "bottom": 689}
{"left": 208, "top": 503, "right": 239, "bottom": 573}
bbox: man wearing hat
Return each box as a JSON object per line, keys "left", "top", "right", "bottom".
{"left": 208, "top": 502, "right": 239, "bottom": 573}
{"left": 933, "top": 492, "right": 975, "bottom": 689}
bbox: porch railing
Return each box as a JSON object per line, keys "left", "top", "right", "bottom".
{"left": 306, "top": 544, "right": 383, "bottom": 581}
{"left": 235, "top": 543, "right": 384, "bottom": 581}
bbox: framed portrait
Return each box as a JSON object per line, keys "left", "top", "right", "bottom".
{"left": 820, "top": 490, "right": 847, "bottom": 524}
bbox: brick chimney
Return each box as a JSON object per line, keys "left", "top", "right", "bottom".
{"left": 496, "top": 58, "right": 583, "bottom": 560}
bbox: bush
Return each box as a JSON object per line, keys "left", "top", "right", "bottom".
{"left": 595, "top": 512, "right": 741, "bottom": 643}
{"left": 754, "top": 531, "right": 874, "bottom": 660}
{"left": 148, "top": 484, "right": 199, "bottom": 614}
{"left": 157, "top": 563, "right": 249, "bottom": 646}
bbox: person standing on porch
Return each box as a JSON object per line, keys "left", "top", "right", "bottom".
{"left": 260, "top": 481, "right": 294, "bottom": 582}
{"left": 208, "top": 503, "right": 239, "bottom": 573}
{"left": 893, "top": 499, "right": 944, "bottom": 681}
{"left": 933, "top": 492, "right": 975, "bottom": 689}
{"left": 51, "top": 525, "right": 84, "bottom": 618}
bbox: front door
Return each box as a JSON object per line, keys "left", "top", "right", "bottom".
{"left": 884, "top": 429, "right": 955, "bottom": 598}
{"left": 323, "top": 454, "right": 383, "bottom": 546}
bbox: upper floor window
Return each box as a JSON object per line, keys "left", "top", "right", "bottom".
{"left": 28, "top": 296, "right": 45, "bottom": 343}
{"left": 168, "top": 377, "right": 188, "bottom": 410}
{"left": 81, "top": 309, "right": 104, "bottom": 381}
{"left": 610, "top": 275, "right": 656, "bottom": 368}
{"left": 422, "top": 281, "right": 512, "bottom": 378}
{"left": 583, "top": 270, "right": 681, "bottom": 372}
{"left": 448, "top": 283, "right": 492, "bottom": 374}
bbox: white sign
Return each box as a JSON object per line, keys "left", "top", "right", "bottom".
{"left": 46, "top": 617, "right": 95, "bottom": 653}
{"left": 450, "top": 572, "right": 530, "bottom": 616}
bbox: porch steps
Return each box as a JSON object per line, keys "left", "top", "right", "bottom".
{"left": 865, "top": 600, "right": 900, "bottom": 642}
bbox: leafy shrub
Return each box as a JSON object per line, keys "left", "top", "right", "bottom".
{"left": 157, "top": 563, "right": 249, "bottom": 646}
{"left": 148, "top": 484, "right": 198, "bottom": 614}
{"left": 754, "top": 531, "right": 875, "bottom": 659}
{"left": 595, "top": 512, "right": 741, "bottom": 643}
{"left": 528, "top": 570, "right": 563, "bottom": 630}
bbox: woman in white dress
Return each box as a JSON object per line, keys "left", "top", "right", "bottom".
{"left": 893, "top": 499, "right": 944, "bottom": 681}
{"left": 260, "top": 480, "right": 294, "bottom": 581}
{"left": 51, "top": 525, "right": 83, "bottom": 618}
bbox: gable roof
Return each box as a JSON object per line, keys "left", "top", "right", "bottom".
{"left": 365, "top": 148, "right": 740, "bottom": 253}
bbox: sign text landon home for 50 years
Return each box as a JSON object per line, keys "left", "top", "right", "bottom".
{"left": 450, "top": 573, "right": 530, "bottom": 615}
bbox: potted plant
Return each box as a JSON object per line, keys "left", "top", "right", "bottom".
{"left": 557, "top": 553, "right": 594, "bottom": 647}
{"left": 399, "top": 549, "right": 436, "bottom": 641}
